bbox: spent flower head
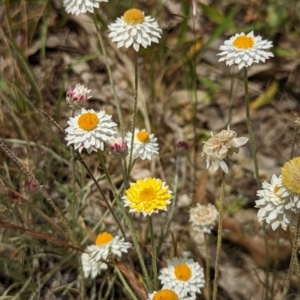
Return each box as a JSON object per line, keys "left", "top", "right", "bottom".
{"left": 63, "top": 0, "right": 108, "bottom": 15}
{"left": 255, "top": 174, "right": 299, "bottom": 230}
{"left": 148, "top": 289, "right": 196, "bottom": 300}
{"left": 159, "top": 257, "right": 205, "bottom": 298}
{"left": 123, "top": 177, "right": 172, "bottom": 216}
{"left": 202, "top": 128, "right": 248, "bottom": 173}
{"left": 108, "top": 8, "right": 162, "bottom": 52}
{"left": 65, "top": 108, "right": 118, "bottom": 154}
{"left": 66, "top": 84, "right": 91, "bottom": 109}
{"left": 217, "top": 31, "right": 274, "bottom": 69}
{"left": 126, "top": 128, "right": 159, "bottom": 160}
{"left": 189, "top": 203, "right": 219, "bottom": 234}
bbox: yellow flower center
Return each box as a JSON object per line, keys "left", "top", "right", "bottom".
{"left": 273, "top": 185, "right": 282, "bottom": 200}
{"left": 78, "top": 112, "right": 99, "bottom": 131}
{"left": 136, "top": 131, "right": 150, "bottom": 143}
{"left": 174, "top": 264, "right": 192, "bottom": 281}
{"left": 153, "top": 289, "right": 179, "bottom": 300}
{"left": 233, "top": 35, "right": 254, "bottom": 49}
{"left": 95, "top": 232, "right": 113, "bottom": 246}
{"left": 139, "top": 187, "right": 156, "bottom": 202}
{"left": 123, "top": 9, "right": 145, "bottom": 25}
{"left": 282, "top": 157, "right": 300, "bottom": 194}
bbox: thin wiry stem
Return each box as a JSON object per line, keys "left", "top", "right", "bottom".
{"left": 243, "top": 67, "right": 261, "bottom": 189}
{"left": 204, "top": 233, "right": 211, "bottom": 300}
{"left": 128, "top": 53, "right": 138, "bottom": 178}
{"left": 114, "top": 264, "right": 139, "bottom": 300}
{"left": 97, "top": 153, "right": 152, "bottom": 292}
{"left": 92, "top": 13, "right": 124, "bottom": 136}
{"left": 212, "top": 171, "right": 225, "bottom": 300}
{"left": 0, "top": 139, "right": 77, "bottom": 246}
{"left": 281, "top": 215, "right": 300, "bottom": 299}
{"left": 158, "top": 154, "right": 180, "bottom": 251}
{"left": 149, "top": 216, "right": 158, "bottom": 290}
{"left": 244, "top": 67, "right": 270, "bottom": 300}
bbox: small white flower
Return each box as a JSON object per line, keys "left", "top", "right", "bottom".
{"left": 108, "top": 8, "right": 162, "bottom": 52}
{"left": 255, "top": 174, "right": 298, "bottom": 230}
{"left": 63, "top": 0, "right": 108, "bottom": 16}
{"left": 65, "top": 108, "right": 118, "bottom": 154}
{"left": 202, "top": 128, "right": 248, "bottom": 173}
{"left": 217, "top": 31, "right": 274, "bottom": 69}
{"left": 159, "top": 257, "right": 205, "bottom": 298}
{"left": 89, "top": 232, "right": 132, "bottom": 262}
{"left": 148, "top": 289, "right": 196, "bottom": 300}
{"left": 189, "top": 203, "right": 219, "bottom": 234}
{"left": 66, "top": 84, "right": 91, "bottom": 109}
{"left": 81, "top": 251, "right": 108, "bottom": 279}
{"left": 126, "top": 128, "right": 159, "bottom": 160}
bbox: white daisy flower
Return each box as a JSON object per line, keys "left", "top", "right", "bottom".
{"left": 63, "top": 0, "right": 108, "bottom": 16}
{"left": 148, "top": 289, "right": 196, "bottom": 300}
{"left": 217, "top": 31, "right": 274, "bottom": 69}
{"left": 108, "top": 8, "right": 162, "bottom": 52}
{"left": 81, "top": 251, "right": 108, "bottom": 279}
{"left": 65, "top": 108, "right": 118, "bottom": 154}
{"left": 66, "top": 84, "right": 91, "bottom": 109}
{"left": 189, "top": 203, "right": 219, "bottom": 234}
{"left": 88, "top": 232, "right": 132, "bottom": 262}
{"left": 159, "top": 257, "right": 205, "bottom": 298}
{"left": 126, "top": 128, "right": 159, "bottom": 160}
{"left": 202, "top": 128, "right": 248, "bottom": 173}
{"left": 255, "top": 174, "right": 298, "bottom": 231}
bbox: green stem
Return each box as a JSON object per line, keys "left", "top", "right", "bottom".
{"left": 92, "top": 13, "right": 124, "bottom": 136}
{"left": 244, "top": 67, "right": 270, "bottom": 299}
{"left": 115, "top": 264, "right": 139, "bottom": 300}
{"left": 204, "top": 233, "right": 211, "bottom": 300}
{"left": 243, "top": 67, "right": 261, "bottom": 189}
{"left": 128, "top": 53, "right": 138, "bottom": 178}
{"left": 76, "top": 152, "right": 126, "bottom": 239}
{"left": 149, "top": 216, "right": 158, "bottom": 290}
{"left": 212, "top": 171, "right": 225, "bottom": 300}
{"left": 97, "top": 153, "right": 152, "bottom": 292}
{"left": 281, "top": 215, "right": 300, "bottom": 299}
{"left": 158, "top": 155, "right": 180, "bottom": 251}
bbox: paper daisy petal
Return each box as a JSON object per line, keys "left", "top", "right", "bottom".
{"left": 108, "top": 8, "right": 162, "bottom": 52}
{"left": 123, "top": 177, "right": 173, "bottom": 216}
{"left": 81, "top": 251, "right": 108, "bottom": 279}
{"left": 126, "top": 128, "right": 159, "bottom": 160}
{"left": 255, "top": 174, "right": 298, "bottom": 230}
{"left": 63, "top": 0, "right": 108, "bottom": 16}
{"left": 159, "top": 257, "right": 205, "bottom": 298}
{"left": 88, "top": 232, "right": 132, "bottom": 263}
{"left": 65, "top": 108, "right": 118, "bottom": 154}
{"left": 217, "top": 31, "right": 274, "bottom": 69}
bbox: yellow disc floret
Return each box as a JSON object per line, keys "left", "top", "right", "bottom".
{"left": 174, "top": 264, "right": 192, "bottom": 281}
{"left": 95, "top": 232, "right": 114, "bottom": 246}
{"left": 233, "top": 35, "right": 254, "bottom": 49}
{"left": 282, "top": 157, "right": 300, "bottom": 194}
{"left": 136, "top": 131, "right": 150, "bottom": 143}
{"left": 153, "top": 289, "right": 179, "bottom": 300}
{"left": 139, "top": 187, "right": 156, "bottom": 202}
{"left": 124, "top": 177, "right": 172, "bottom": 215}
{"left": 78, "top": 112, "right": 99, "bottom": 131}
{"left": 123, "top": 9, "right": 145, "bottom": 25}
